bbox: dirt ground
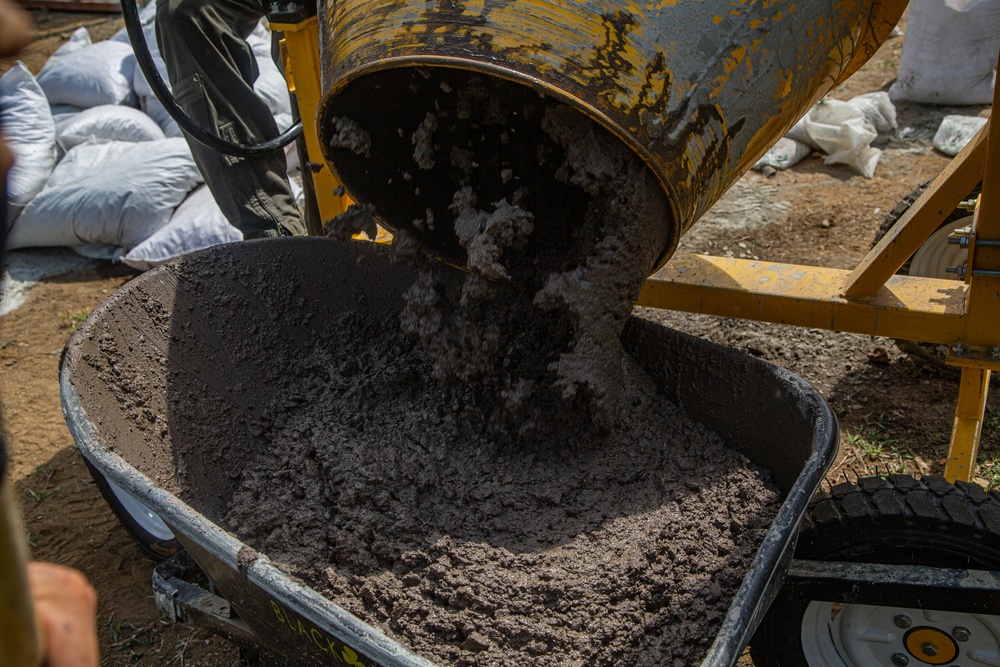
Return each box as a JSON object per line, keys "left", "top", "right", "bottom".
{"left": 1, "top": 8, "right": 996, "bottom": 667}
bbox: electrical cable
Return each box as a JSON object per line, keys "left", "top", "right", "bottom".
{"left": 120, "top": 0, "right": 302, "bottom": 158}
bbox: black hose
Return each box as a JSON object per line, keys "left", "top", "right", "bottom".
{"left": 121, "top": 0, "right": 302, "bottom": 158}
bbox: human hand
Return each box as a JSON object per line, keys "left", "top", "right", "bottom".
{"left": 26, "top": 562, "right": 99, "bottom": 667}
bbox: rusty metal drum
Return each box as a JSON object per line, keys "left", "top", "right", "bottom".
{"left": 316, "top": 0, "right": 905, "bottom": 272}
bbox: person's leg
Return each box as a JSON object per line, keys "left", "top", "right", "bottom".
{"left": 155, "top": 0, "right": 305, "bottom": 238}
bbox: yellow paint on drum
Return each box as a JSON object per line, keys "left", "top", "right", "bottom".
{"left": 318, "top": 0, "right": 906, "bottom": 272}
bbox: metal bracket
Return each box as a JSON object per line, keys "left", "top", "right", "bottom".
{"left": 946, "top": 342, "right": 1000, "bottom": 370}
{"left": 782, "top": 559, "right": 1000, "bottom": 613}
{"left": 267, "top": 0, "right": 317, "bottom": 24}
{"left": 153, "top": 552, "right": 258, "bottom": 646}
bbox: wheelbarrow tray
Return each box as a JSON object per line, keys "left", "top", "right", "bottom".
{"left": 60, "top": 238, "right": 838, "bottom": 667}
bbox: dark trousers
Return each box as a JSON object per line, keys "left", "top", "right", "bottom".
{"left": 155, "top": 0, "right": 305, "bottom": 239}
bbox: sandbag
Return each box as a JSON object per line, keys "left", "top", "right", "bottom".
{"left": 786, "top": 99, "right": 881, "bottom": 178}
{"left": 0, "top": 63, "right": 57, "bottom": 217}
{"left": 126, "top": 6, "right": 184, "bottom": 137}
{"left": 752, "top": 137, "right": 811, "bottom": 171}
{"left": 141, "top": 96, "right": 183, "bottom": 137}
{"left": 6, "top": 138, "right": 203, "bottom": 252}
{"left": 49, "top": 103, "right": 84, "bottom": 125}
{"left": 56, "top": 105, "right": 165, "bottom": 152}
{"left": 121, "top": 184, "right": 243, "bottom": 271}
{"left": 246, "top": 20, "right": 291, "bottom": 119}
{"left": 933, "top": 115, "right": 989, "bottom": 156}
{"left": 130, "top": 10, "right": 166, "bottom": 100}
{"left": 889, "top": 0, "right": 1000, "bottom": 105}
{"left": 37, "top": 29, "right": 137, "bottom": 108}
{"left": 38, "top": 26, "right": 91, "bottom": 70}
{"left": 846, "top": 92, "right": 897, "bottom": 135}
{"left": 110, "top": 1, "right": 157, "bottom": 42}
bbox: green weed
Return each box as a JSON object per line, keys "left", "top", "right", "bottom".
{"left": 106, "top": 613, "right": 164, "bottom": 664}
{"left": 59, "top": 310, "right": 89, "bottom": 333}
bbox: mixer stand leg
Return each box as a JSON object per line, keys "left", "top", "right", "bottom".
{"left": 945, "top": 366, "right": 992, "bottom": 483}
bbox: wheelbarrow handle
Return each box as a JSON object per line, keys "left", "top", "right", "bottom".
{"left": 0, "top": 478, "right": 43, "bottom": 667}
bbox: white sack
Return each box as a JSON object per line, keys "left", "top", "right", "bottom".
{"left": 786, "top": 99, "right": 881, "bottom": 178}
{"left": 142, "top": 96, "right": 183, "bottom": 137}
{"left": 933, "top": 115, "right": 989, "bottom": 156}
{"left": 110, "top": 1, "right": 157, "bottom": 42}
{"left": 38, "top": 31, "right": 137, "bottom": 108}
{"left": 38, "top": 27, "right": 91, "bottom": 73}
{"left": 846, "top": 92, "right": 897, "bottom": 134}
{"left": 889, "top": 0, "right": 1000, "bottom": 105}
{"left": 126, "top": 7, "right": 183, "bottom": 137}
{"left": 246, "top": 21, "right": 291, "bottom": 119}
{"left": 6, "top": 138, "right": 203, "bottom": 252}
{"left": 56, "top": 105, "right": 165, "bottom": 152}
{"left": 0, "top": 63, "right": 57, "bottom": 215}
{"left": 130, "top": 12, "right": 167, "bottom": 99}
{"left": 73, "top": 243, "right": 126, "bottom": 261}
{"left": 122, "top": 184, "right": 243, "bottom": 271}
{"left": 49, "top": 103, "right": 84, "bottom": 125}
{"left": 752, "top": 137, "right": 811, "bottom": 171}
{"left": 246, "top": 20, "right": 272, "bottom": 58}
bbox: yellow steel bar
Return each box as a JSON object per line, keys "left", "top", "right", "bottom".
{"left": 944, "top": 366, "right": 991, "bottom": 483}
{"left": 0, "top": 480, "right": 41, "bottom": 666}
{"left": 973, "top": 60, "right": 1000, "bottom": 242}
{"left": 842, "top": 126, "right": 987, "bottom": 300}
{"left": 639, "top": 254, "right": 981, "bottom": 346}
{"left": 272, "top": 17, "right": 349, "bottom": 222}
{"left": 958, "top": 93, "right": 1000, "bottom": 344}
{"left": 942, "top": 56, "right": 1000, "bottom": 484}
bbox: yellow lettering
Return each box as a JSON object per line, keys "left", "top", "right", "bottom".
{"left": 269, "top": 600, "right": 286, "bottom": 624}
{"left": 310, "top": 628, "right": 329, "bottom": 653}
{"left": 269, "top": 601, "right": 368, "bottom": 665}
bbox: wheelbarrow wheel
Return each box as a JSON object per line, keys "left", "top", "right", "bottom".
{"left": 872, "top": 181, "right": 982, "bottom": 377}
{"left": 749, "top": 473, "right": 1000, "bottom": 667}
{"left": 83, "top": 457, "right": 180, "bottom": 561}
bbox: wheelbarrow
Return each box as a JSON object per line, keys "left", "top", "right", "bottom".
{"left": 60, "top": 237, "right": 836, "bottom": 666}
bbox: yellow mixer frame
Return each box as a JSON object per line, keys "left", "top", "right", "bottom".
{"left": 274, "top": 17, "right": 998, "bottom": 485}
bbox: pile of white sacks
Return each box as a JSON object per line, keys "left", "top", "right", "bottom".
{"left": 2, "top": 4, "right": 300, "bottom": 270}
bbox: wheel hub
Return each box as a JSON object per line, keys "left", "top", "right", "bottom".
{"left": 903, "top": 627, "right": 958, "bottom": 665}
{"left": 800, "top": 602, "right": 1000, "bottom": 666}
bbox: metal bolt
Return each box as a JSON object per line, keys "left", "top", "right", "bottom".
{"left": 958, "top": 198, "right": 979, "bottom": 212}
{"left": 891, "top": 653, "right": 910, "bottom": 666}
{"left": 894, "top": 614, "right": 912, "bottom": 629}
{"left": 923, "top": 642, "right": 939, "bottom": 657}
{"left": 953, "top": 626, "right": 971, "bottom": 642}
{"left": 953, "top": 341, "right": 965, "bottom": 354}
{"left": 945, "top": 264, "right": 968, "bottom": 279}
{"left": 990, "top": 346, "right": 1000, "bottom": 361}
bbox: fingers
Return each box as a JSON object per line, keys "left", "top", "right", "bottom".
{"left": 26, "top": 562, "right": 99, "bottom": 667}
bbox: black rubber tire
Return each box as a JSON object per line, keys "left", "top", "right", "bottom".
{"left": 873, "top": 182, "right": 983, "bottom": 375}
{"left": 750, "top": 474, "right": 1000, "bottom": 666}
{"left": 84, "top": 457, "right": 180, "bottom": 561}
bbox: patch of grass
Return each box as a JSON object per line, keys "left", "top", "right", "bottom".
{"left": 842, "top": 413, "right": 916, "bottom": 475}
{"left": 22, "top": 464, "right": 58, "bottom": 503}
{"left": 59, "top": 309, "right": 89, "bottom": 333}
{"left": 980, "top": 451, "right": 1000, "bottom": 488}
{"left": 831, "top": 368, "right": 874, "bottom": 415}
{"left": 106, "top": 613, "right": 164, "bottom": 665}
{"left": 984, "top": 411, "right": 1000, "bottom": 436}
